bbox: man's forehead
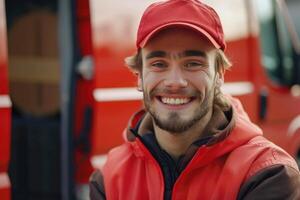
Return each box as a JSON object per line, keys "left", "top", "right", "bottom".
{"left": 139, "top": 27, "right": 218, "bottom": 64}
{"left": 142, "top": 27, "right": 216, "bottom": 53}
{"left": 144, "top": 50, "right": 208, "bottom": 60}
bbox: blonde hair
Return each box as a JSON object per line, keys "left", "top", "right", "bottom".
{"left": 213, "top": 50, "right": 232, "bottom": 110}
{"left": 124, "top": 50, "right": 143, "bottom": 74}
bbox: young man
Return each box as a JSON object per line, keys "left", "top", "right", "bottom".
{"left": 90, "top": 0, "right": 300, "bottom": 199}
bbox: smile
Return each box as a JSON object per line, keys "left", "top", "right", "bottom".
{"left": 159, "top": 96, "right": 193, "bottom": 105}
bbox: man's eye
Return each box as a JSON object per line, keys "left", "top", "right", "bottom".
{"left": 185, "top": 61, "right": 207, "bottom": 68}
{"left": 151, "top": 62, "right": 167, "bottom": 68}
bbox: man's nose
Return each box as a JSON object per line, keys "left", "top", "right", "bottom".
{"left": 163, "top": 67, "right": 188, "bottom": 90}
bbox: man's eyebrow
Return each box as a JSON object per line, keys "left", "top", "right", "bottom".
{"left": 182, "top": 50, "right": 207, "bottom": 58}
{"left": 146, "top": 51, "right": 167, "bottom": 59}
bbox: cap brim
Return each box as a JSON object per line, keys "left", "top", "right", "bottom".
{"left": 139, "top": 22, "right": 221, "bottom": 49}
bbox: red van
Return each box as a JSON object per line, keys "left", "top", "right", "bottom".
{"left": 3, "top": 0, "right": 300, "bottom": 199}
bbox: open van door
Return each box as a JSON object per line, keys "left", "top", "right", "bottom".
{"left": 0, "top": 0, "right": 11, "bottom": 199}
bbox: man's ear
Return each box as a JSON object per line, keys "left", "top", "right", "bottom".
{"left": 137, "top": 74, "right": 143, "bottom": 91}
{"left": 216, "top": 69, "right": 225, "bottom": 87}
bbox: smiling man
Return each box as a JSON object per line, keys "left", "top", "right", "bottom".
{"left": 89, "top": 0, "right": 300, "bottom": 199}
{"left": 140, "top": 27, "right": 227, "bottom": 159}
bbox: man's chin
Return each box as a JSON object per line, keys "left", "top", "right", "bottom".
{"left": 153, "top": 115, "right": 194, "bottom": 134}
{"left": 156, "top": 122, "right": 192, "bottom": 134}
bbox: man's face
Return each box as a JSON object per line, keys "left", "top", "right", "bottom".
{"left": 140, "top": 28, "right": 220, "bottom": 133}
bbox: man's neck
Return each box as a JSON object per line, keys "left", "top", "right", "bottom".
{"left": 153, "top": 110, "right": 213, "bottom": 160}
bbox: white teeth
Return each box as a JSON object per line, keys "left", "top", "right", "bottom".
{"left": 161, "top": 97, "right": 190, "bottom": 105}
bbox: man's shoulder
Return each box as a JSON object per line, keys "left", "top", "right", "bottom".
{"left": 229, "top": 135, "right": 300, "bottom": 199}
{"left": 237, "top": 164, "right": 300, "bottom": 200}
{"left": 237, "top": 135, "right": 299, "bottom": 179}
{"left": 89, "top": 142, "right": 136, "bottom": 200}
{"left": 235, "top": 136, "right": 300, "bottom": 199}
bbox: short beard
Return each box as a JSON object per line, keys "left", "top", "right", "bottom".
{"left": 152, "top": 103, "right": 210, "bottom": 133}
{"left": 144, "top": 89, "right": 213, "bottom": 134}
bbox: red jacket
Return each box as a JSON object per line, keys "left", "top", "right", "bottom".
{"left": 92, "top": 98, "right": 300, "bottom": 200}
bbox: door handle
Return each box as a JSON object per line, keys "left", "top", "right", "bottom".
{"left": 259, "top": 87, "right": 268, "bottom": 120}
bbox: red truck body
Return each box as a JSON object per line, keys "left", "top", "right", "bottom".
{"left": 2, "top": 0, "right": 300, "bottom": 199}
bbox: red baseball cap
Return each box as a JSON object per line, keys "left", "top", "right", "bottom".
{"left": 136, "top": 0, "right": 226, "bottom": 50}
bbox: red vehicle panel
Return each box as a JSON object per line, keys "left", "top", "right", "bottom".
{"left": 0, "top": 0, "right": 11, "bottom": 199}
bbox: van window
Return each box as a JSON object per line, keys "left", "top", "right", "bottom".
{"left": 286, "top": 0, "right": 300, "bottom": 37}
{"left": 256, "top": 0, "right": 299, "bottom": 86}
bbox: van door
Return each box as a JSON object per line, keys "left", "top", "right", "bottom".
{"left": 253, "top": 0, "right": 300, "bottom": 157}
{"left": 7, "top": 0, "right": 61, "bottom": 199}
{"left": 0, "top": 0, "right": 11, "bottom": 199}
